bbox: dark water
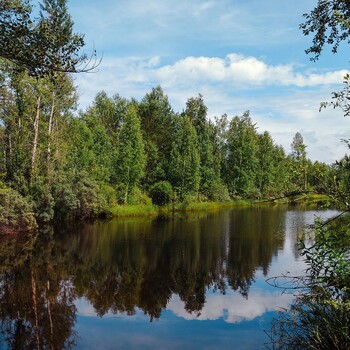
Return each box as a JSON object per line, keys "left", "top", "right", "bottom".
{"left": 0, "top": 206, "right": 338, "bottom": 350}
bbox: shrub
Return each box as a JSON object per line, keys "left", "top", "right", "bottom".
{"left": 0, "top": 186, "right": 37, "bottom": 232}
{"left": 207, "top": 181, "right": 231, "bottom": 202}
{"left": 128, "top": 187, "right": 152, "bottom": 205}
{"left": 97, "top": 183, "right": 118, "bottom": 213}
{"left": 30, "top": 180, "right": 55, "bottom": 223}
{"left": 149, "top": 181, "right": 173, "bottom": 206}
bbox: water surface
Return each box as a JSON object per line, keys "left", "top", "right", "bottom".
{"left": 0, "top": 206, "right": 338, "bottom": 349}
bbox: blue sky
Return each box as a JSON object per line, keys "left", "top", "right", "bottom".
{"left": 66, "top": 0, "right": 349, "bottom": 163}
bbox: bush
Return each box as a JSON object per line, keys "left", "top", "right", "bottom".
{"left": 128, "top": 187, "right": 152, "bottom": 205}
{"left": 52, "top": 173, "right": 100, "bottom": 220}
{"left": 97, "top": 183, "right": 118, "bottom": 213}
{"left": 149, "top": 181, "right": 173, "bottom": 206}
{"left": 207, "top": 181, "right": 231, "bottom": 202}
{"left": 0, "top": 186, "right": 37, "bottom": 232}
{"left": 52, "top": 179, "right": 79, "bottom": 219}
{"left": 30, "top": 180, "right": 55, "bottom": 223}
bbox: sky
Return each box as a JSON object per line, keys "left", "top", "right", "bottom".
{"left": 65, "top": 0, "right": 349, "bottom": 164}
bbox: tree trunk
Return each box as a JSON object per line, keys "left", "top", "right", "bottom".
{"left": 31, "top": 94, "right": 41, "bottom": 177}
{"left": 47, "top": 91, "right": 55, "bottom": 177}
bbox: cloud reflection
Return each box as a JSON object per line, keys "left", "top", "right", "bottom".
{"left": 167, "top": 289, "right": 294, "bottom": 324}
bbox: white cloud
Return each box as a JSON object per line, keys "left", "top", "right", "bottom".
{"left": 153, "top": 54, "right": 347, "bottom": 87}
{"left": 74, "top": 53, "right": 350, "bottom": 163}
{"left": 168, "top": 290, "right": 294, "bottom": 323}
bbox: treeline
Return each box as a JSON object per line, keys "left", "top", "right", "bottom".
{"left": 2, "top": 0, "right": 349, "bottom": 231}
{"left": 0, "top": 63, "right": 336, "bottom": 229}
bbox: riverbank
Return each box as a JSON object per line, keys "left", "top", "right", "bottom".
{"left": 0, "top": 192, "right": 332, "bottom": 234}
{"left": 107, "top": 193, "right": 331, "bottom": 218}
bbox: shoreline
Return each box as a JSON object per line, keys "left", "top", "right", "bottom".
{"left": 107, "top": 194, "right": 331, "bottom": 219}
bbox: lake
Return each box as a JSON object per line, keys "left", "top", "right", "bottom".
{"left": 0, "top": 205, "right": 338, "bottom": 350}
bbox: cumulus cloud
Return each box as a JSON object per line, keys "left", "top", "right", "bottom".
{"left": 74, "top": 53, "right": 350, "bottom": 163}
{"left": 153, "top": 54, "right": 347, "bottom": 87}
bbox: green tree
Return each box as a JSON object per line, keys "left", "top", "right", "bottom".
{"left": 300, "top": 0, "right": 350, "bottom": 60}
{"left": 0, "top": 0, "right": 95, "bottom": 77}
{"left": 169, "top": 116, "right": 200, "bottom": 200}
{"left": 224, "top": 112, "right": 259, "bottom": 198}
{"left": 115, "top": 105, "right": 146, "bottom": 204}
{"left": 138, "top": 86, "right": 175, "bottom": 187}
{"left": 184, "top": 95, "right": 217, "bottom": 198}
{"left": 256, "top": 131, "right": 276, "bottom": 197}
{"left": 290, "top": 132, "right": 308, "bottom": 191}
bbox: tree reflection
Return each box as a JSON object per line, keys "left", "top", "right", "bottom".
{"left": 0, "top": 207, "right": 288, "bottom": 348}
{"left": 0, "top": 229, "right": 77, "bottom": 350}
{"left": 64, "top": 208, "right": 285, "bottom": 320}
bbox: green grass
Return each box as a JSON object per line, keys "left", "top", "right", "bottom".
{"left": 108, "top": 200, "right": 251, "bottom": 218}
{"left": 107, "top": 194, "right": 332, "bottom": 219}
{"left": 109, "top": 204, "right": 158, "bottom": 217}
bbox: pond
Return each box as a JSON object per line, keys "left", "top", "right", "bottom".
{"left": 0, "top": 206, "right": 338, "bottom": 350}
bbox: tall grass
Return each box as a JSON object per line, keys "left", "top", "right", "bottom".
{"left": 109, "top": 204, "right": 158, "bottom": 217}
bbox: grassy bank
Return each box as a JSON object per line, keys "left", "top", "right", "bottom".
{"left": 109, "top": 204, "right": 158, "bottom": 218}
{"left": 107, "top": 194, "right": 332, "bottom": 219}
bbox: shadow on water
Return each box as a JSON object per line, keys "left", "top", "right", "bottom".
{"left": 0, "top": 205, "right": 333, "bottom": 349}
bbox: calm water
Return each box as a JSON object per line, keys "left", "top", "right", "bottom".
{"left": 0, "top": 206, "right": 338, "bottom": 350}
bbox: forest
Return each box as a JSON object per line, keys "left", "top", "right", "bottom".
{"left": 0, "top": 1, "right": 344, "bottom": 232}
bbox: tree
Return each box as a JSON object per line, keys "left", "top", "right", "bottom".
{"left": 169, "top": 116, "right": 200, "bottom": 200}
{"left": 0, "top": 0, "right": 97, "bottom": 77}
{"left": 115, "top": 105, "right": 146, "bottom": 204}
{"left": 224, "top": 112, "right": 259, "bottom": 198}
{"left": 256, "top": 131, "right": 276, "bottom": 197}
{"left": 300, "top": 0, "right": 350, "bottom": 60}
{"left": 184, "top": 95, "right": 217, "bottom": 198}
{"left": 138, "top": 86, "right": 175, "bottom": 187}
{"left": 290, "top": 132, "right": 308, "bottom": 190}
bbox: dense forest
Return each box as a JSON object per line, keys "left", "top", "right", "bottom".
{"left": 1, "top": 0, "right": 346, "bottom": 232}
{"left": 0, "top": 70, "right": 336, "bottom": 229}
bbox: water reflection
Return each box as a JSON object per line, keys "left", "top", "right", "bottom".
{"left": 0, "top": 206, "right": 337, "bottom": 349}
{"left": 0, "top": 229, "right": 77, "bottom": 350}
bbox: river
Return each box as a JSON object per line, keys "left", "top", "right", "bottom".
{"left": 0, "top": 205, "right": 338, "bottom": 350}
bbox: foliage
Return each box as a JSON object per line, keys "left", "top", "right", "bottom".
{"left": 0, "top": 186, "right": 37, "bottom": 231}
{"left": 224, "top": 112, "right": 259, "bottom": 197}
{"left": 320, "top": 73, "right": 350, "bottom": 118}
{"left": 290, "top": 132, "right": 308, "bottom": 191}
{"left": 169, "top": 115, "right": 200, "bottom": 200}
{"left": 268, "top": 218, "right": 350, "bottom": 350}
{"left": 30, "top": 179, "right": 55, "bottom": 223}
{"left": 0, "top": 0, "right": 95, "bottom": 77}
{"left": 128, "top": 187, "right": 152, "bottom": 206}
{"left": 300, "top": 0, "right": 350, "bottom": 60}
{"left": 301, "top": 218, "right": 350, "bottom": 299}
{"left": 269, "top": 294, "right": 350, "bottom": 350}
{"left": 149, "top": 181, "right": 173, "bottom": 206}
{"left": 114, "top": 105, "right": 146, "bottom": 204}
